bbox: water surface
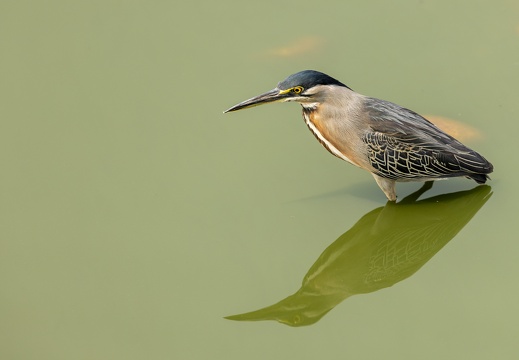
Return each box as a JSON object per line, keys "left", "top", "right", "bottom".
{"left": 1, "top": 1, "right": 517, "bottom": 359}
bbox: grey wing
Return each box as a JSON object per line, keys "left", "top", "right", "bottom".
{"left": 362, "top": 98, "right": 493, "bottom": 181}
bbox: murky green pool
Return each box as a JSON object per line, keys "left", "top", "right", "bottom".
{"left": 1, "top": 1, "right": 517, "bottom": 359}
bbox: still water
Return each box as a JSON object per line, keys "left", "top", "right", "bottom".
{"left": 226, "top": 185, "right": 492, "bottom": 326}
{"left": 1, "top": 1, "right": 517, "bottom": 359}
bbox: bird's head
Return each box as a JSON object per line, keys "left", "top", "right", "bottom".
{"left": 224, "top": 70, "right": 351, "bottom": 113}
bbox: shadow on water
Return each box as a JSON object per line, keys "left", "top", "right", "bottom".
{"left": 226, "top": 183, "right": 492, "bottom": 327}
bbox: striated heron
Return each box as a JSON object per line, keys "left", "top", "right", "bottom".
{"left": 224, "top": 70, "right": 493, "bottom": 201}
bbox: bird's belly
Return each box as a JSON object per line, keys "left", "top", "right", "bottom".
{"left": 396, "top": 177, "right": 449, "bottom": 183}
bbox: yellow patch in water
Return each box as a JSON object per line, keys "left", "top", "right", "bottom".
{"left": 265, "top": 36, "right": 324, "bottom": 58}
{"left": 424, "top": 115, "right": 483, "bottom": 142}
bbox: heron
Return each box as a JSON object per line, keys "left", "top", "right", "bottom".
{"left": 224, "top": 70, "right": 493, "bottom": 201}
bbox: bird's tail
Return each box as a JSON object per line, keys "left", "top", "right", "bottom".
{"left": 467, "top": 173, "right": 491, "bottom": 184}
{"left": 462, "top": 151, "right": 493, "bottom": 184}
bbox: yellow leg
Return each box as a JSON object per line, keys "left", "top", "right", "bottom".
{"left": 372, "top": 174, "right": 397, "bottom": 201}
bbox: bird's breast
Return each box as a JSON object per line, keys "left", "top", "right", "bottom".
{"left": 301, "top": 106, "right": 362, "bottom": 167}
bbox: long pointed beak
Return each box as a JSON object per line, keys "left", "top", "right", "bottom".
{"left": 224, "top": 88, "right": 288, "bottom": 113}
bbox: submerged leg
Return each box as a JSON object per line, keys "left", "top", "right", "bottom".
{"left": 372, "top": 174, "right": 397, "bottom": 201}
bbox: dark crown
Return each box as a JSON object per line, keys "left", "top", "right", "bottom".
{"left": 277, "top": 70, "right": 351, "bottom": 91}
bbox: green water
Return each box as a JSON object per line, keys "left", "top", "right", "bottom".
{"left": 1, "top": 1, "right": 517, "bottom": 359}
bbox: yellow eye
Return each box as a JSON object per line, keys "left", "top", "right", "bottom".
{"left": 292, "top": 86, "right": 304, "bottom": 94}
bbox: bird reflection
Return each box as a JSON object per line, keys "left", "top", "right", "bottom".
{"left": 226, "top": 183, "right": 492, "bottom": 327}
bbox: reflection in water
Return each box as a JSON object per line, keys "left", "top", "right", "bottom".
{"left": 226, "top": 184, "right": 492, "bottom": 327}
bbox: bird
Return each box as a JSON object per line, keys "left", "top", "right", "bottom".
{"left": 224, "top": 70, "right": 493, "bottom": 201}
